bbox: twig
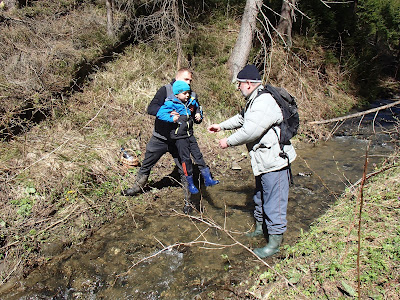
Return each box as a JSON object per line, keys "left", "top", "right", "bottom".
{"left": 357, "top": 142, "right": 370, "bottom": 299}
{"left": 113, "top": 239, "right": 238, "bottom": 285}
{"left": 181, "top": 211, "right": 308, "bottom": 299}
{"left": 0, "top": 241, "right": 19, "bottom": 251}
{"left": 125, "top": 201, "right": 139, "bottom": 228}
{"left": 348, "top": 164, "right": 396, "bottom": 192}
{"left": 0, "top": 258, "right": 22, "bottom": 285}
{"left": 34, "top": 205, "right": 80, "bottom": 237}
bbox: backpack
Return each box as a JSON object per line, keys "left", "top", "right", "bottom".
{"left": 258, "top": 84, "right": 299, "bottom": 183}
{"left": 258, "top": 84, "right": 299, "bottom": 148}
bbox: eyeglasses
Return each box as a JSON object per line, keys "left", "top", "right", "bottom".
{"left": 236, "top": 81, "right": 247, "bottom": 89}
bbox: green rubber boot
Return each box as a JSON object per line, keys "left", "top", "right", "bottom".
{"left": 246, "top": 221, "right": 264, "bottom": 237}
{"left": 253, "top": 234, "right": 283, "bottom": 258}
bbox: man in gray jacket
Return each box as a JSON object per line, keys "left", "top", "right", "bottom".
{"left": 207, "top": 65, "right": 296, "bottom": 258}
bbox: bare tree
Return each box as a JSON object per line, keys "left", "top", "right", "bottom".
{"left": 172, "top": 0, "right": 183, "bottom": 69}
{"left": 227, "top": 0, "right": 262, "bottom": 82}
{"left": 106, "top": 0, "right": 114, "bottom": 38}
{"left": 277, "top": 0, "right": 297, "bottom": 47}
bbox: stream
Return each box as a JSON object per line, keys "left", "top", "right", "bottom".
{"left": 1, "top": 99, "right": 398, "bottom": 299}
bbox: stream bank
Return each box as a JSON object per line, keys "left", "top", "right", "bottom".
{"left": 0, "top": 125, "right": 396, "bottom": 299}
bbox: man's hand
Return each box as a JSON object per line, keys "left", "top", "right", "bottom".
{"left": 219, "top": 138, "right": 229, "bottom": 149}
{"left": 207, "top": 124, "right": 221, "bottom": 133}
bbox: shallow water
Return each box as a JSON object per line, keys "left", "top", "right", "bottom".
{"left": 1, "top": 101, "right": 398, "bottom": 299}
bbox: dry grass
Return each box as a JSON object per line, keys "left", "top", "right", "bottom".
{"left": 0, "top": 0, "right": 117, "bottom": 139}
{"left": 0, "top": 2, "right": 388, "bottom": 288}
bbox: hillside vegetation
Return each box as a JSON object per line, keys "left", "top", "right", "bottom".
{"left": 0, "top": 0, "right": 399, "bottom": 294}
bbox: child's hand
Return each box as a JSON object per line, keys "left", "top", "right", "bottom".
{"left": 173, "top": 115, "right": 179, "bottom": 122}
{"left": 195, "top": 113, "right": 201, "bottom": 121}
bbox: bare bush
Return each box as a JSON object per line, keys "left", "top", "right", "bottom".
{"left": 0, "top": 1, "right": 114, "bottom": 140}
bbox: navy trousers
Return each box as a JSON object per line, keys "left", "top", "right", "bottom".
{"left": 175, "top": 135, "right": 206, "bottom": 176}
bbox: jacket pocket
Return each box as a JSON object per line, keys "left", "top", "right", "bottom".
{"left": 174, "top": 116, "right": 190, "bottom": 137}
{"left": 251, "top": 144, "right": 281, "bottom": 171}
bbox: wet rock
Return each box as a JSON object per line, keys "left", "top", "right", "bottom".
{"left": 297, "top": 172, "right": 312, "bottom": 177}
{"left": 41, "top": 241, "right": 66, "bottom": 256}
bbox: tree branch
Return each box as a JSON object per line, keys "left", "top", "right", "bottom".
{"left": 308, "top": 99, "right": 400, "bottom": 125}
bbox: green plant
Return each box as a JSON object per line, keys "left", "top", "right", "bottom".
{"left": 10, "top": 197, "right": 35, "bottom": 217}
{"left": 10, "top": 186, "right": 37, "bottom": 217}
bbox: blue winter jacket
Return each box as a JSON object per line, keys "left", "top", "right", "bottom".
{"left": 156, "top": 96, "right": 203, "bottom": 139}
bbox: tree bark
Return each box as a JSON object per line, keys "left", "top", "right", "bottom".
{"left": 172, "top": 0, "right": 183, "bottom": 69}
{"left": 277, "top": 0, "right": 297, "bottom": 47}
{"left": 228, "top": 0, "right": 262, "bottom": 82}
{"left": 106, "top": 0, "right": 114, "bottom": 38}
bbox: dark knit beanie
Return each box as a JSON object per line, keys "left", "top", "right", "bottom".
{"left": 236, "top": 65, "right": 262, "bottom": 83}
{"left": 173, "top": 80, "right": 191, "bottom": 95}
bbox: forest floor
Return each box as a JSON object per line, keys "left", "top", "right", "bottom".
{"left": 0, "top": 1, "right": 399, "bottom": 298}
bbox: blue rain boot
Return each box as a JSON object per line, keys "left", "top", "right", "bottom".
{"left": 201, "top": 167, "right": 219, "bottom": 187}
{"left": 186, "top": 175, "right": 199, "bottom": 194}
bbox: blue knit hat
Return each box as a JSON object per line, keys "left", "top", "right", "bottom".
{"left": 173, "top": 80, "right": 191, "bottom": 95}
{"left": 236, "top": 65, "right": 262, "bottom": 83}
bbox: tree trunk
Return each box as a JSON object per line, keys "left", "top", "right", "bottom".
{"left": 277, "top": 0, "right": 297, "bottom": 47}
{"left": 106, "top": 0, "right": 114, "bottom": 38}
{"left": 228, "top": 0, "right": 262, "bottom": 82}
{"left": 172, "top": 0, "right": 183, "bottom": 69}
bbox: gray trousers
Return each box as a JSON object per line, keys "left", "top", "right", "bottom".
{"left": 138, "top": 135, "right": 182, "bottom": 176}
{"left": 137, "top": 135, "right": 190, "bottom": 202}
{"left": 253, "top": 168, "right": 290, "bottom": 235}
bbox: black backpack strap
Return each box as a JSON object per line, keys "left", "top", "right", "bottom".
{"left": 272, "top": 126, "right": 294, "bottom": 185}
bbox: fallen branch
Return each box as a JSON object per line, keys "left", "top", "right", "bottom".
{"left": 308, "top": 99, "right": 400, "bottom": 125}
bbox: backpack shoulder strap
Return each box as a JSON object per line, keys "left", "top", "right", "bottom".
{"left": 165, "top": 83, "right": 173, "bottom": 98}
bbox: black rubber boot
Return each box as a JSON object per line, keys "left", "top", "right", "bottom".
{"left": 183, "top": 200, "right": 193, "bottom": 214}
{"left": 253, "top": 234, "right": 283, "bottom": 258}
{"left": 121, "top": 173, "right": 149, "bottom": 196}
{"left": 181, "top": 175, "right": 193, "bottom": 214}
{"left": 246, "top": 221, "right": 264, "bottom": 237}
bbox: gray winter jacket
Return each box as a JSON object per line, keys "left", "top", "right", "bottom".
{"left": 219, "top": 85, "right": 296, "bottom": 176}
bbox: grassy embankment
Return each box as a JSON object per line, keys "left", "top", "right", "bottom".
{"left": 247, "top": 155, "right": 399, "bottom": 299}
{"left": 1, "top": 1, "right": 398, "bottom": 294}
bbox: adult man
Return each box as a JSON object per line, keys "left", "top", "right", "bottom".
{"left": 207, "top": 65, "right": 296, "bottom": 258}
{"left": 122, "top": 68, "right": 196, "bottom": 214}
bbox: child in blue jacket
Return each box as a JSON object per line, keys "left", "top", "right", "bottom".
{"left": 156, "top": 80, "right": 219, "bottom": 194}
